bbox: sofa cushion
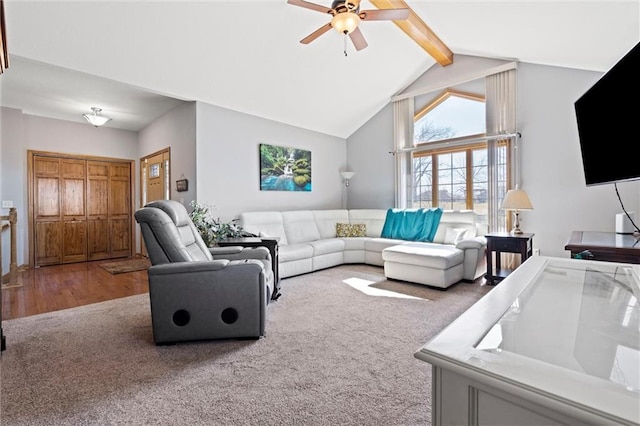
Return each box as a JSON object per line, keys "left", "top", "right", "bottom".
{"left": 348, "top": 209, "right": 387, "bottom": 237}
{"left": 342, "top": 237, "right": 368, "bottom": 251}
{"left": 365, "top": 237, "right": 407, "bottom": 253}
{"left": 279, "top": 243, "right": 314, "bottom": 262}
{"left": 336, "top": 223, "right": 367, "bottom": 237}
{"left": 433, "top": 210, "right": 479, "bottom": 244}
{"left": 444, "top": 227, "right": 468, "bottom": 245}
{"left": 313, "top": 210, "right": 350, "bottom": 239}
{"left": 282, "top": 211, "right": 321, "bottom": 244}
{"left": 382, "top": 242, "right": 464, "bottom": 270}
{"left": 309, "top": 238, "right": 346, "bottom": 256}
{"left": 238, "top": 211, "right": 289, "bottom": 246}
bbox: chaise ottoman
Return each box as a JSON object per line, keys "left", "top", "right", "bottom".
{"left": 382, "top": 242, "right": 465, "bottom": 289}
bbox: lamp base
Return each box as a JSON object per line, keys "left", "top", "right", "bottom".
{"left": 511, "top": 211, "right": 523, "bottom": 234}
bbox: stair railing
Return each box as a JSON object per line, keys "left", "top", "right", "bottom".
{"left": 1, "top": 207, "right": 19, "bottom": 288}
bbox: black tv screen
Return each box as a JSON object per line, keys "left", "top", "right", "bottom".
{"left": 574, "top": 41, "right": 640, "bottom": 186}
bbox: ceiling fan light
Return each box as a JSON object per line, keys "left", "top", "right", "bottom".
{"left": 331, "top": 12, "right": 360, "bottom": 35}
{"left": 83, "top": 107, "right": 112, "bottom": 127}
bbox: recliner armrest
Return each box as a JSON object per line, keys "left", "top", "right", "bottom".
{"left": 210, "top": 246, "right": 271, "bottom": 263}
{"left": 456, "top": 236, "right": 487, "bottom": 250}
{"left": 148, "top": 260, "right": 230, "bottom": 275}
{"left": 209, "top": 246, "right": 244, "bottom": 256}
{"left": 148, "top": 259, "right": 264, "bottom": 276}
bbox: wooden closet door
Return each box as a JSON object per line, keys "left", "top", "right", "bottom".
{"left": 31, "top": 152, "right": 134, "bottom": 266}
{"left": 87, "top": 161, "right": 110, "bottom": 261}
{"left": 61, "top": 159, "right": 87, "bottom": 263}
{"left": 109, "top": 162, "right": 131, "bottom": 258}
{"left": 34, "top": 157, "right": 62, "bottom": 266}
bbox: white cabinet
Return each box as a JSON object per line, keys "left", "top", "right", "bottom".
{"left": 415, "top": 256, "right": 640, "bottom": 426}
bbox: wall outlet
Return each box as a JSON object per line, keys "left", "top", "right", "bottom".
{"left": 533, "top": 249, "right": 541, "bottom": 256}
{"left": 1, "top": 200, "right": 13, "bottom": 208}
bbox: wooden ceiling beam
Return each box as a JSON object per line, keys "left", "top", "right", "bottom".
{"left": 370, "top": 0, "right": 453, "bottom": 66}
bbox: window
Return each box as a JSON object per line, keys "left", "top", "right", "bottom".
{"left": 414, "top": 90, "right": 485, "bottom": 144}
{"left": 411, "top": 89, "right": 510, "bottom": 227}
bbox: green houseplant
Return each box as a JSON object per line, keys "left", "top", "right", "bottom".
{"left": 189, "top": 201, "right": 245, "bottom": 247}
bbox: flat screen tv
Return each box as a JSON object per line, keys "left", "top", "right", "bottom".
{"left": 574, "top": 40, "right": 640, "bottom": 186}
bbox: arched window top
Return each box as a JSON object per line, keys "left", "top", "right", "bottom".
{"left": 414, "top": 89, "right": 485, "bottom": 145}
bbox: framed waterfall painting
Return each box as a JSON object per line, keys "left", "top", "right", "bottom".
{"left": 259, "top": 143, "right": 311, "bottom": 191}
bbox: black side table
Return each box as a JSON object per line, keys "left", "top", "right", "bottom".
{"left": 485, "top": 232, "right": 534, "bottom": 285}
{"left": 218, "top": 237, "right": 280, "bottom": 300}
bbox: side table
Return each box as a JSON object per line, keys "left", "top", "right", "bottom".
{"left": 565, "top": 231, "right": 640, "bottom": 264}
{"left": 218, "top": 237, "right": 280, "bottom": 300}
{"left": 485, "top": 232, "right": 534, "bottom": 284}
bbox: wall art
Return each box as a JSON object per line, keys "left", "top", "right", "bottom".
{"left": 259, "top": 143, "right": 311, "bottom": 192}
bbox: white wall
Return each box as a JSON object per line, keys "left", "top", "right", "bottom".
{"left": 347, "top": 60, "right": 640, "bottom": 258}
{"left": 0, "top": 107, "right": 138, "bottom": 268}
{"left": 518, "top": 62, "right": 639, "bottom": 257}
{"left": 196, "top": 102, "right": 347, "bottom": 222}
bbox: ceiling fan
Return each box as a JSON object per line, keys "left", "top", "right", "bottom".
{"left": 287, "top": 0, "right": 410, "bottom": 52}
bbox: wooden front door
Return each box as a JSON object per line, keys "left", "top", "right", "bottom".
{"left": 140, "top": 149, "right": 170, "bottom": 257}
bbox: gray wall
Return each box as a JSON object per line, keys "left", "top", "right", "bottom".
{"left": 138, "top": 102, "right": 197, "bottom": 209}
{"left": 195, "top": 102, "right": 347, "bottom": 222}
{"left": 346, "top": 103, "right": 395, "bottom": 209}
{"left": 346, "top": 60, "right": 640, "bottom": 258}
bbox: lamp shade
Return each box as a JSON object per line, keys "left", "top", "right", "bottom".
{"left": 500, "top": 188, "right": 533, "bottom": 211}
{"left": 83, "top": 107, "right": 111, "bottom": 127}
{"left": 340, "top": 171, "right": 355, "bottom": 180}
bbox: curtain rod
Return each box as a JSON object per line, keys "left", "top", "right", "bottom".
{"left": 391, "top": 132, "right": 521, "bottom": 154}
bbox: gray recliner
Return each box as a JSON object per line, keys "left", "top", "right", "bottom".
{"left": 134, "top": 200, "right": 275, "bottom": 345}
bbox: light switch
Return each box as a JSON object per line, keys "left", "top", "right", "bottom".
{"left": 2, "top": 200, "right": 13, "bottom": 208}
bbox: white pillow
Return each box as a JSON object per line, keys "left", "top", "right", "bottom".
{"left": 444, "top": 227, "right": 467, "bottom": 245}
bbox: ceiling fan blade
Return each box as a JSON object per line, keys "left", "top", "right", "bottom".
{"left": 287, "top": 0, "right": 334, "bottom": 14}
{"left": 300, "top": 23, "right": 333, "bottom": 44}
{"left": 359, "top": 8, "right": 410, "bottom": 21}
{"left": 349, "top": 27, "right": 368, "bottom": 51}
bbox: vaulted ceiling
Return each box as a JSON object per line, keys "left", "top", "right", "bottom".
{"left": 1, "top": 1, "right": 638, "bottom": 138}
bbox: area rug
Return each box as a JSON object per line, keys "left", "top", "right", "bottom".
{"left": 99, "top": 257, "right": 151, "bottom": 274}
{"left": 1, "top": 264, "right": 491, "bottom": 426}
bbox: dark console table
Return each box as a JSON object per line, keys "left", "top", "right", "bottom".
{"left": 485, "top": 232, "right": 534, "bottom": 285}
{"left": 218, "top": 237, "right": 280, "bottom": 300}
{"left": 565, "top": 231, "right": 640, "bottom": 264}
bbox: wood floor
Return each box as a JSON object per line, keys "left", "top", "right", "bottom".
{"left": 1, "top": 258, "right": 149, "bottom": 321}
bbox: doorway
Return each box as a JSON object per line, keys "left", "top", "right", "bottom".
{"left": 140, "top": 148, "right": 171, "bottom": 256}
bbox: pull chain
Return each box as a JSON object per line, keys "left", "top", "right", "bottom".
{"left": 343, "top": 33, "right": 348, "bottom": 57}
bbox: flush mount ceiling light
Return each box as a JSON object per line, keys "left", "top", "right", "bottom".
{"left": 83, "top": 107, "right": 111, "bottom": 127}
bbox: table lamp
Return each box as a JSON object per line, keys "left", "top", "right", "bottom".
{"left": 500, "top": 187, "right": 533, "bottom": 234}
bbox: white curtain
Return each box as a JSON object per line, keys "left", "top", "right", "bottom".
{"left": 486, "top": 68, "right": 519, "bottom": 268}
{"left": 393, "top": 98, "right": 414, "bottom": 208}
{"left": 486, "top": 68, "right": 517, "bottom": 231}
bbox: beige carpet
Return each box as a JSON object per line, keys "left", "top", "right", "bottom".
{"left": 99, "top": 257, "right": 151, "bottom": 274}
{"left": 1, "top": 264, "right": 491, "bottom": 426}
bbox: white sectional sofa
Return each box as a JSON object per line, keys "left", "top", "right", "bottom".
{"left": 238, "top": 209, "right": 488, "bottom": 289}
